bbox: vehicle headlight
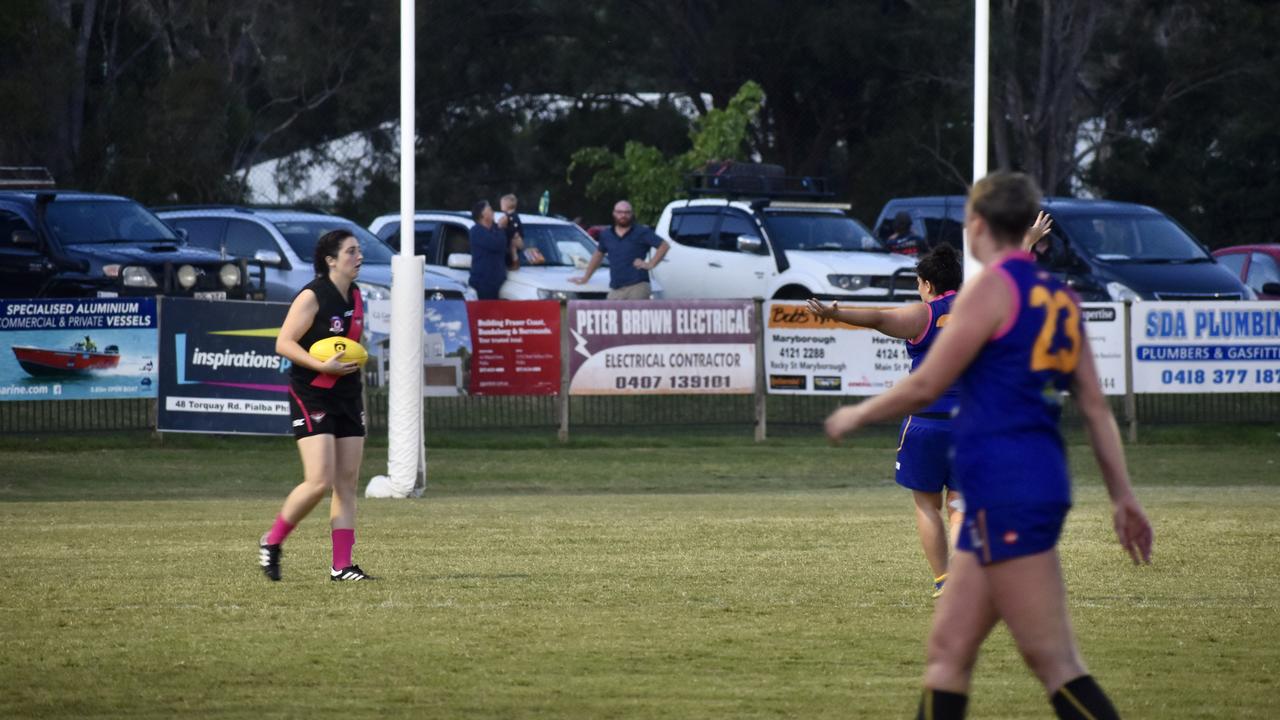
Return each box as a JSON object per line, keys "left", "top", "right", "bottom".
{"left": 121, "top": 266, "right": 157, "bottom": 288}
{"left": 1105, "top": 281, "right": 1140, "bottom": 302}
{"left": 176, "top": 264, "right": 199, "bottom": 289}
{"left": 356, "top": 282, "right": 391, "bottom": 301}
{"left": 219, "top": 263, "right": 241, "bottom": 289}
{"left": 827, "top": 274, "right": 869, "bottom": 291}
{"left": 538, "top": 289, "right": 575, "bottom": 300}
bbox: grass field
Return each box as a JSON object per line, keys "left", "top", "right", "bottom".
{"left": 2, "top": 426, "right": 1278, "bottom": 718}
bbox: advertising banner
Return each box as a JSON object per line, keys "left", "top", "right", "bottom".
{"left": 467, "top": 300, "right": 561, "bottom": 396}
{"left": 158, "top": 298, "right": 292, "bottom": 434}
{"left": 763, "top": 301, "right": 903, "bottom": 396}
{"left": 764, "top": 300, "right": 1130, "bottom": 396}
{"left": 1131, "top": 301, "right": 1280, "bottom": 393}
{"left": 0, "top": 298, "right": 158, "bottom": 401}
{"left": 365, "top": 299, "right": 472, "bottom": 396}
{"left": 568, "top": 300, "right": 755, "bottom": 395}
{"left": 1081, "top": 303, "right": 1127, "bottom": 395}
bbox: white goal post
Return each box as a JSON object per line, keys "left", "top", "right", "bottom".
{"left": 376, "top": 0, "right": 426, "bottom": 498}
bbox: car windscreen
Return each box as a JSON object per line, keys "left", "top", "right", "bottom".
{"left": 762, "top": 212, "right": 886, "bottom": 252}
{"left": 46, "top": 200, "right": 180, "bottom": 244}
{"left": 1059, "top": 214, "right": 1210, "bottom": 262}
{"left": 273, "top": 221, "right": 397, "bottom": 265}
{"left": 520, "top": 224, "right": 606, "bottom": 268}
{"left": 375, "top": 220, "right": 439, "bottom": 249}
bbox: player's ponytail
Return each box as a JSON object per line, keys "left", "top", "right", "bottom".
{"left": 916, "top": 244, "right": 962, "bottom": 294}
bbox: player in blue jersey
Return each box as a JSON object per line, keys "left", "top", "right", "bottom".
{"left": 807, "top": 245, "right": 965, "bottom": 599}
{"left": 825, "top": 172, "right": 1152, "bottom": 720}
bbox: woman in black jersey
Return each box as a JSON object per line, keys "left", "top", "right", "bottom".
{"left": 258, "top": 230, "right": 374, "bottom": 582}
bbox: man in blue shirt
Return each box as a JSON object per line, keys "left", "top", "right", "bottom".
{"left": 468, "top": 200, "right": 511, "bottom": 300}
{"left": 569, "top": 200, "right": 669, "bottom": 299}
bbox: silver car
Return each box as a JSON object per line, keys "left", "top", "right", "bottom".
{"left": 156, "top": 206, "right": 476, "bottom": 302}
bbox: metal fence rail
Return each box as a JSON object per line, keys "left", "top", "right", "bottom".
{"left": 4, "top": 392, "right": 1276, "bottom": 435}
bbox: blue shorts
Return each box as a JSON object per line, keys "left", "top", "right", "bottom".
{"left": 956, "top": 503, "right": 1070, "bottom": 566}
{"left": 894, "top": 415, "right": 955, "bottom": 494}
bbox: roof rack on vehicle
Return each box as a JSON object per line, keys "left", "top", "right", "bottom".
{"left": 0, "top": 166, "right": 56, "bottom": 189}
{"left": 686, "top": 161, "right": 834, "bottom": 200}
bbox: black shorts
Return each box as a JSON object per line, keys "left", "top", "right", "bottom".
{"left": 287, "top": 383, "right": 365, "bottom": 440}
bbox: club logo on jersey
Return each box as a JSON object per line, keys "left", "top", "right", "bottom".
{"left": 1003, "top": 530, "right": 1019, "bottom": 545}
{"left": 309, "top": 411, "right": 326, "bottom": 423}
{"left": 329, "top": 316, "right": 343, "bottom": 333}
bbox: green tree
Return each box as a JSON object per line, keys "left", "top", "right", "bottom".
{"left": 567, "top": 80, "right": 764, "bottom": 224}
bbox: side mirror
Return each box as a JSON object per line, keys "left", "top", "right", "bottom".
{"left": 737, "top": 234, "right": 765, "bottom": 254}
{"left": 173, "top": 227, "right": 189, "bottom": 242}
{"left": 254, "top": 249, "right": 284, "bottom": 267}
{"left": 447, "top": 253, "right": 472, "bottom": 270}
{"left": 12, "top": 229, "right": 38, "bottom": 247}
{"left": 1262, "top": 282, "right": 1280, "bottom": 297}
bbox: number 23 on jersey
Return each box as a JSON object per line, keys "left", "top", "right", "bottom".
{"left": 1029, "top": 285, "right": 1082, "bottom": 373}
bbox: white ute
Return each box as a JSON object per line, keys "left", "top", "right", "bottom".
{"left": 650, "top": 177, "right": 918, "bottom": 300}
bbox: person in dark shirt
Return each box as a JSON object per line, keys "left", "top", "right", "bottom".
{"left": 569, "top": 200, "right": 669, "bottom": 299}
{"left": 259, "top": 229, "right": 375, "bottom": 582}
{"left": 468, "top": 200, "right": 511, "bottom": 300}
{"left": 886, "top": 211, "right": 926, "bottom": 255}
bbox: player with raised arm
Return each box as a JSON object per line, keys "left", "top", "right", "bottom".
{"left": 825, "top": 172, "right": 1152, "bottom": 719}
{"left": 258, "top": 229, "right": 376, "bottom": 582}
{"left": 807, "top": 245, "right": 964, "bottom": 598}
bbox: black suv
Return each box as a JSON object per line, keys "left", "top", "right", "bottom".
{"left": 0, "top": 189, "right": 264, "bottom": 300}
{"left": 874, "top": 196, "right": 1252, "bottom": 301}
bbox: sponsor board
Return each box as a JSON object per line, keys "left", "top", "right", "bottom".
{"left": 468, "top": 300, "right": 561, "bottom": 396}
{"left": 0, "top": 298, "right": 158, "bottom": 401}
{"left": 158, "top": 298, "right": 292, "bottom": 434}
{"left": 1131, "top": 301, "right": 1280, "bottom": 393}
{"left": 365, "top": 299, "right": 472, "bottom": 395}
{"left": 764, "top": 300, "right": 1128, "bottom": 396}
{"left": 568, "top": 300, "right": 755, "bottom": 395}
{"left": 1081, "top": 303, "right": 1126, "bottom": 396}
{"left": 763, "top": 301, "right": 902, "bottom": 396}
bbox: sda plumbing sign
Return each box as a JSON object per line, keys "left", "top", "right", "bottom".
{"left": 1131, "top": 301, "right": 1280, "bottom": 393}
{"left": 567, "top": 300, "right": 755, "bottom": 395}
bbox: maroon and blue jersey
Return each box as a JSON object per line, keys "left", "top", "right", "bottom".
{"left": 905, "top": 290, "right": 958, "bottom": 416}
{"left": 951, "top": 252, "right": 1083, "bottom": 509}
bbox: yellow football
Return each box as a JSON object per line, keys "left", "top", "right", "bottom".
{"left": 308, "top": 336, "right": 368, "bottom": 367}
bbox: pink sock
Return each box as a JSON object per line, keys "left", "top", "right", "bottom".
{"left": 264, "top": 515, "right": 296, "bottom": 545}
{"left": 332, "top": 528, "right": 355, "bottom": 569}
